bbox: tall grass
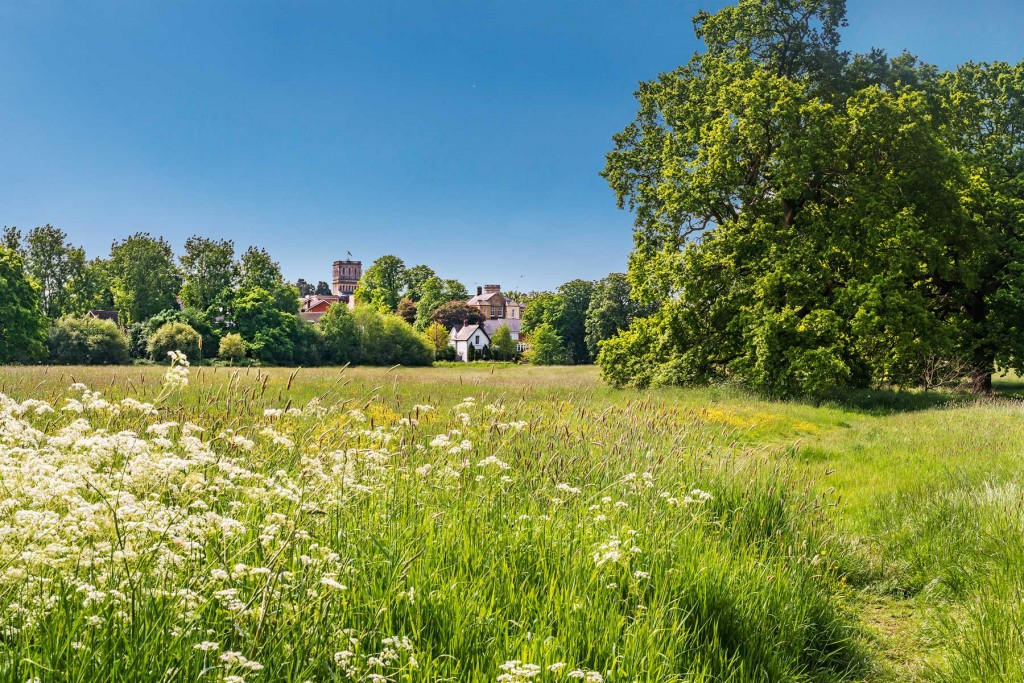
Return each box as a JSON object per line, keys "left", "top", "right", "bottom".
{"left": 0, "top": 363, "right": 866, "bottom": 682}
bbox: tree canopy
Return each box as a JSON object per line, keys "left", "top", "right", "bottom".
{"left": 179, "top": 237, "right": 236, "bottom": 313}
{"left": 355, "top": 255, "right": 407, "bottom": 312}
{"left": 599, "top": 0, "right": 1024, "bottom": 395}
{"left": 0, "top": 247, "right": 47, "bottom": 362}
{"left": 108, "top": 233, "right": 182, "bottom": 326}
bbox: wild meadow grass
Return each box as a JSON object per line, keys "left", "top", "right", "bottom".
{"left": 0, "top": 363, "right": 1022, "bottom": 681}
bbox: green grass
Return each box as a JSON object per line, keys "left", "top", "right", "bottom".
{"left": 0, "top": 364, "right": 1021, "bottom": 681}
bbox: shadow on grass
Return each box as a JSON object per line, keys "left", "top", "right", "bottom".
{"left": 804, "top": 386, "right": 974, "bottom": 415}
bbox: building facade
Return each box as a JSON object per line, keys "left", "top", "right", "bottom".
{"left": 332, "top": 259, "right": 362, "bottom": 298}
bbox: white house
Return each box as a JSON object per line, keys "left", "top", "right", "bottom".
{"left": 449, "top": 324, "right": 490, "bottom": 361}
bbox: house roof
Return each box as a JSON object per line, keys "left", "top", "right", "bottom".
{"left": 300, "top": 312, "right": 327, "bottom": 323}
{"left": 87, "top": 310, "right": 118, "bottom": 322}
{"left": 300, "top": 295, "right": 340, "bottom": 311}
{"left": 467, "top": 291, "right": 505, "bottom": 305}
{"left": 482, "top": 319, "right": 520, "bottom": 336}
{"left": 451, "top": 324, "right": 490, "bottom": 342}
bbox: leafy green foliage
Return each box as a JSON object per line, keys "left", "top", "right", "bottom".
{"left": 11, "top": 225, "right": 87, "bottom": 318}
{"left": 147, "top": 322, "right": 201, "bottom": 362}
{"left": 47, "top": 316, "right": 129, "bottom": 365}
{"left": 490, "top": 324, "right": 517, "bottom": 360}
{"left": 527, "top": 323, "right": 565, "bottom": 365}
{"left": 351, "top": 307, "right": 433, "bottom": 366}
{"left": 403, "top": 264, "right": 436, "bottom": 302}
{"left": 421, "top": 322, "right": 451, "bottom": 358}
{"left": 414, "top": 277, "right": 469, "bottom": 330}
{"left": 65, "top": 258, "right": 115, "bottom": 316}
{"left": 600, "top": 0, "right": 1024, "bottom": 395}
{"left": 354, "top": 255, "right": 406, "bottom": 312}
{"left": 521, "top": 283, "right": 595, "bottom": 364}
{"left": 143, "top": 308, "right": 217, "bottom": 358}
{"left": 0, "top": 247, "right": 47, "bottom": 362}
{"left": 218, "top": 333, "right": 247, "bottom": 363}
{"left": 179, "top": 237, "right": 236, "bottom": 313}
{"left": 554, "top": 279, "right": 595, "bottom": 364}
{"left": 108, "top": 233, "right": 182, "bottom": 326}
{"left": 319, "top": 303, "right": 360, "bottom": 365}
{"left": 233, "top": 287, "right": 300, "bottom": 364}
{"left": 314, "top": 281, "right": 332, "bottom": 296}
{"left": 584, "top": 273, "right": 651, "bottom": 360}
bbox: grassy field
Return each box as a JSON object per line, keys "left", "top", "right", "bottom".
{"left": 0, "top": 363, "right": 1021, "bottom": 682}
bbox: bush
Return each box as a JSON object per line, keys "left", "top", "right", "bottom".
{"left": 148, "top": 322, "right": 201, "bottom": 362}
{"left": 292, "top": 318, "right": 325, "bottom": 366}
{"left": 320, "top": 304, "right": 360, "bottom": 364}
{"left": 125, "top": 322, "right": 150, "bottom": 359}
{"left": 352, "top": 306, "right": 433, "bottom": 366}
{"left": 526, "top": 323, "right": 565, "bottom": 365}
{"left": 48, "top": 316, "right": 130, "bottom": 365}
{"left": 434, "top": 344, "right": 457, "bottom": 362}
{"left": 144, "top": 308, "right": 216, "bottom": 359}
{"left": 218, "top": 333, "right": 247, "bottom": 364}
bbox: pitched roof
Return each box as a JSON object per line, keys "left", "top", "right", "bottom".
{"left": 452, "top": 324, "right": 490, "bottom": 342}
{"left": 467, "top": 291, "right": 505, "bottom": 305}
{"left": 482, "top": 319, "right": 520, "bottom": 336}
{"left": 87, "top": 310, "right": 118, "bottom": 322}
{"left": 300, "top": 312, "right": 327, "bottom": 323}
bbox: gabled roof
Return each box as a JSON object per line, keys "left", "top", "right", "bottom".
{"left": 300, "top": 312, "right": 327, "bottom": 323}
{"left": 451, "top": 324, "right": 490, "bottom": 342}
{"left": 467, "top": 291, "right": 505, "bottom": 305}
{"left": 88, "top": 310, "right": 118, "bottom": 322}
{"left": 482, "top": 319, "right": 520, "bottom": 336}
{"left": 300, "top": 295, "right": 341, "bottom": 313}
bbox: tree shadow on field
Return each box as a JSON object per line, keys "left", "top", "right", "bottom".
{"left": 802, "top": 386, "right": 975, "bottom": 415}
{"left": 992, "top": 374, "right": 1024, "bottom": 398}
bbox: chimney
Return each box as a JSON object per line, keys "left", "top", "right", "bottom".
{"left": 476, "top": 286, "right": 482, "bottom": 296}
{"left": 483, "top": 284, "right": 501, "bottom": 294}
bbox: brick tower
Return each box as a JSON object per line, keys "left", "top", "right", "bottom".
{"left": 332, "top": 258, "right": 362, "bottom": 297}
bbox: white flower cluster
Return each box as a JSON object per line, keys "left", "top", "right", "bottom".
{"left": 163, "top": 350, "right": 190, "bottom": 389}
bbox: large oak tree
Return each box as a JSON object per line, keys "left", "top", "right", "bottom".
{"left": 600, "top": 0, "right": 1024, "bottom": 394}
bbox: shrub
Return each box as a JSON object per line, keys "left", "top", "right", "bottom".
{"left": 421, "top": 322, "right": 451, "bottom": 358}
{"left": 320, "top": 304, "right": 360, "bottom": 364}
{"left": 490, "top": 324, "right": 518, "bottom": 360}
{"left": 47, "top": 316, "right": 130, "bottom": 365}
{"left": 218, "top": 333, "right": 247, "bottom": 363}
{"left": 144, "top": 308, "right": 216, "bottom": 358}
{"left": 434, "top": 344, "right": 457, "bottom": 362}
{"left": 352, "top": 306, "right": 432, "bottom": 366}
{"left": 125, "top": 322, "right": 150, "bottom": 359}
{"left": 292, "top": 318, "right": 325, "bottom": 366}
{"left": 148, "top": 322, "right": 201, "bottom": 362}
{"left": 526, "top": 323, "right": 565, "bottom": 365}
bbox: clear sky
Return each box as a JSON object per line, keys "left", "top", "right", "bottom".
{"left": 2, "top": 0, "right": 1022, "bottom": 291}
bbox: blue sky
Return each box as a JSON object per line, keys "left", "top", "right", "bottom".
{"left": 2, "top": 0, "right": 1022, "bottom": 292}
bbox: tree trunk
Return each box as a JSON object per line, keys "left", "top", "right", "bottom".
{"left": 970, "top": 365, "right": 993, "bottom": 394}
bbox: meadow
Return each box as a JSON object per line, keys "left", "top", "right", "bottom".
{"left": 0, "top": 362, "right": 1021, "bottom": 682}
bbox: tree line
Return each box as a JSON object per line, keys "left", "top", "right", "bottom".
{"left": 598, "top": 0, "right": 1024, "bottom": 395}
{"left": 0, "top": 228, "right": 638, "bottom": 367}
{"left": 0, "top": 230, "right": 454, "bottom": 366}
